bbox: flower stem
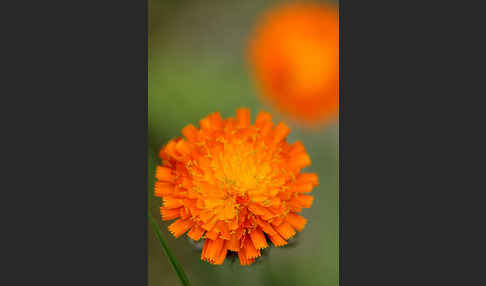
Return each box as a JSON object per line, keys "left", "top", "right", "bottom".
{"left": 149, "top": 214, "right": 191, "bottom": 286}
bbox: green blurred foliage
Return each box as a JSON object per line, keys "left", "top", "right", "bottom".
{"left": 148, "top": 0, "right": 338, "bottom": 285}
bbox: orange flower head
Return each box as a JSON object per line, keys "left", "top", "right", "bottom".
{"left": 155, "top": 108, "right": 318, "bottom": 266}
{"left": 248, "top": 3, "right": 339, "bottom": 125}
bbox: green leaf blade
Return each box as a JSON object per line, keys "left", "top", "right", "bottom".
{"left": 149, "top": 214, "right": 191, "bottom": 286}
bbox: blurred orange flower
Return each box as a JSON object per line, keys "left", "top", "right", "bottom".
{"left": 248, "top": 3, "right": 339, "bottom": 125}
{"left": 155, "top": 108, "right": 318, "bottom": 265}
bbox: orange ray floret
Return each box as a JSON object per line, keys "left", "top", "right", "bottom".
{"left": 187, "top": 225, "right": 205, "bottom": 241}
{"left": 160, "top": 207, "right": 180, "bottom": 221}
{"left": 268, "top": 233, "right": 288, "bottom": 247}
{"left": 168, "top": 218, "right": 194, "bottom": 238}
{"left": 248, "top": 3, "right": 339, "bottom": 126}
{"left": 154, "top": 182, "right": 174, "bottom": 197}
{"left": 156, "top": 166, "right": 174, "bottom": 182}
{"left": 286, "top": 213, "right": 307, "bottom": 232}
{"left": 155, "top": 108, "right": 318, "bottom": 265}
{"left": 250, "top": 228, "right": 268, "bottom": 250}
{"left": 275, "top": 222, "right": 296, "bottom": 240}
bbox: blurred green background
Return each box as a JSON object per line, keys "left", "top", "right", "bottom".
{"left": 148, "top": 0, "right": 338, "bottom": 285}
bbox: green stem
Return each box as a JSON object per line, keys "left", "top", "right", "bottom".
{"left": 149, "top": 214, "right": 191, "bottom": 286}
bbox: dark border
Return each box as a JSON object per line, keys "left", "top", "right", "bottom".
{"left": 5, "top": 1, "right": 149, "bottom": 284}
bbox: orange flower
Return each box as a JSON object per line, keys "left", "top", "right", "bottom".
{"left": 248, "top": 3, "right": 339, "bottom": 125}
{"left": 155, "top": 108, "right": 318, "bottom": 266}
